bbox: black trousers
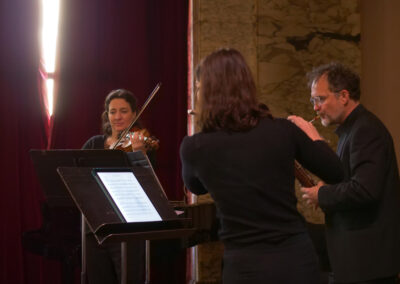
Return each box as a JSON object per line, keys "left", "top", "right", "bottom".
{"left": 222, "top": 234, "right": 320, "bottom": 284}
{"left": 329, "top": 273, "right": 399, "bottom": 284}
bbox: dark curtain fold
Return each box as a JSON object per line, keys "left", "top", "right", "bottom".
{"left": 0, "top": 0, "right": 58, "bottom": 283}
{"left": 51, "top": 0, "right": 188, "bottom": 202}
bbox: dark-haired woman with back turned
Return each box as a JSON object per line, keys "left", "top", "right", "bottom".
{"left": 180, "top": 48, "right": 344, "bottom": 284}
{"left": 82, "top": 89, "right": 158, "bottom": 284}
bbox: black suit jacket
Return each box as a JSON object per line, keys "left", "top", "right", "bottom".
{"left": 318, "top": 104, "right": 400, "bottom": 282}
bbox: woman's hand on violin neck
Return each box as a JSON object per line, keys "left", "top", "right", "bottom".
{"left": 129, "top": 131, "right": 147, "bottom": 152}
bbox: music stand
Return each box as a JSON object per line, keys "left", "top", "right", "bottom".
{"left": 30, "top": 149, "right": 189, "bottom": 283}
{"left": 30, "top": 149, "right": 139, "bottom": 283}
{"left": 55, "top": 151, "right": 194, "bottom": 284}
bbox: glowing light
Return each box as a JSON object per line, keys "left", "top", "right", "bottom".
{"left": 41, "top": 0, "right": 60, "bottom": 116}
{"left": 46, "top": 79, "right": 54, "bottom": 116}
{"left": 41, "top": 0, "right": 60, "bottom": 73}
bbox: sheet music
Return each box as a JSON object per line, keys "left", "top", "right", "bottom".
{"left": 96, "top": 171, "right": 161, "bottom": 222}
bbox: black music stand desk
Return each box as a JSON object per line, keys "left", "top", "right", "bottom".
{"left": 57, "top": 166, "right": 194, "bottom": 284}
{"left": 29, "top": 149, "right": 134, "bottom": 207}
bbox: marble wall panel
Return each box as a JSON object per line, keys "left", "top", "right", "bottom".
{"left": 193, "top": 0, "right": 257, "bottom": 77}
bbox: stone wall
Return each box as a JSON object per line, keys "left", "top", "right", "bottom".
{"left": 191, "top": 0, "right": 360, "bottom": 282}
{"left": 257, "top": 0, "right": 360, "bottom": 222}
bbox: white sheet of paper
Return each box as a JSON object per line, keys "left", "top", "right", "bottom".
{"left": 96, "top": 171, "right": 161, "bottom": 222}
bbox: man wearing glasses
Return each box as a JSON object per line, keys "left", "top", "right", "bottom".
{"left": 289, "top": 62, "right": 400, "bottom": 284}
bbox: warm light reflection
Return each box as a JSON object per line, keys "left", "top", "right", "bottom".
{"left": 46, "top": 79, "right": 54, "bottom": 116}
{"left": 41, "top": 0, "right": 60, "bottom": 116}
{"left": 41, "top": 0, "right": 60, "bottom": 72}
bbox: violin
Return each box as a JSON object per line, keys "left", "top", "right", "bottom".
{"left": 113, "top": 126, "right": 160, "bottom": 152}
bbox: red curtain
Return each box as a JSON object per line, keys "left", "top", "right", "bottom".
{"left": 51, "top": 0, "right": 188, "bottom": 201}
{"left": 50, "top": 1, "right": 189, "bottom": 283}
{"left": 0, "top": 0, "right": 61, "bottom": 283}
{"left": 0, "top": 0, "right": 188, "bottom": 283}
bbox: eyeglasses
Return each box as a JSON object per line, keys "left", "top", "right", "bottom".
{"left": 310, "top": 96, "right": 328, "bottom": 106}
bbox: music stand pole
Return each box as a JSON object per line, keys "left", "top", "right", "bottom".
{"left": 81, "top": 215, "right": 87, "bottom": 284}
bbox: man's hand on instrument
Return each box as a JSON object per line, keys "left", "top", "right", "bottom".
{"left": 301, "top": 181, "right": 324, "bottom": 208}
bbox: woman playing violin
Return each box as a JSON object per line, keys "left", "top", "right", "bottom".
{"left": 83, "top": 88, "right": 158, "bottom": 154}
{"left": 104, "top": 90, "right": 146, "bottom": 150}
{"left": 82, "top": 88, "right": 158, "bottom": 284}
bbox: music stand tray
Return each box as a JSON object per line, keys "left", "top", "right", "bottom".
{"left": 57, "top": 166, "right": 194, "bottom": 244}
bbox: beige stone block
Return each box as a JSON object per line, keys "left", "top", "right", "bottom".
{"left": 277, "top": 24, "right": 311, "bottom": 37}
{"left": 201, "top": 0, "right": 255, "bottom": 24}
{"left": 200, "top": 22, "right": 254, "bottom": 44}
{"left": 270, "top": 53, "right": 291, "bottom": 64}
{"left": 197, "top": 242, "right": 223, "bottom": 283}
{"left": 274, "top": 42, "right": 297, "bottom": 51}
{"left": 307, "top": 36, "right": 325, "bottom": 52}
{"left": 308, "top": 38, "right": 360, "bottom": 66}
{"left": 308, "top": 0, "right": 339, "bottom": 13}
{"left": 347, "top": 13, "right": 360, "bottom": 35}
{"left": 259, "top": 0, "right": 309, "bottom": 21}
{"left": 325, "top": 6, "right": 341, "bottom": 19}
{"left": 197, "top": 193, "right": 214, "bottom": 203}
{"left": 258, "top": 44, "right": 295, "bottom": 62}
{"left": 341, "top": 0, "right": 359, "bottom": 12}
{"left": 259, "top": 62, "right": 300, "bottom": 86}
{"left": 309, "top": 14, "right": 344, "bottom": 32}
{"left": 258, "top": 16, "right": 279, "bottom": 36}
{"left": 257, "top": 37, "right": 277, "bottom": 45}
{"left": 258, "top": 0, "right": 287, "bottom": 18}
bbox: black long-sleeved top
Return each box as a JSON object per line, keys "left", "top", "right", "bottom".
{"left": 180, "top": 117, "right": 343, "bottom": 249}
{"left": 82, "top": 134, "right": 156, "bottom": 167}
{"left": 82, "top": 135, "right": 106, "bottom": 149}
